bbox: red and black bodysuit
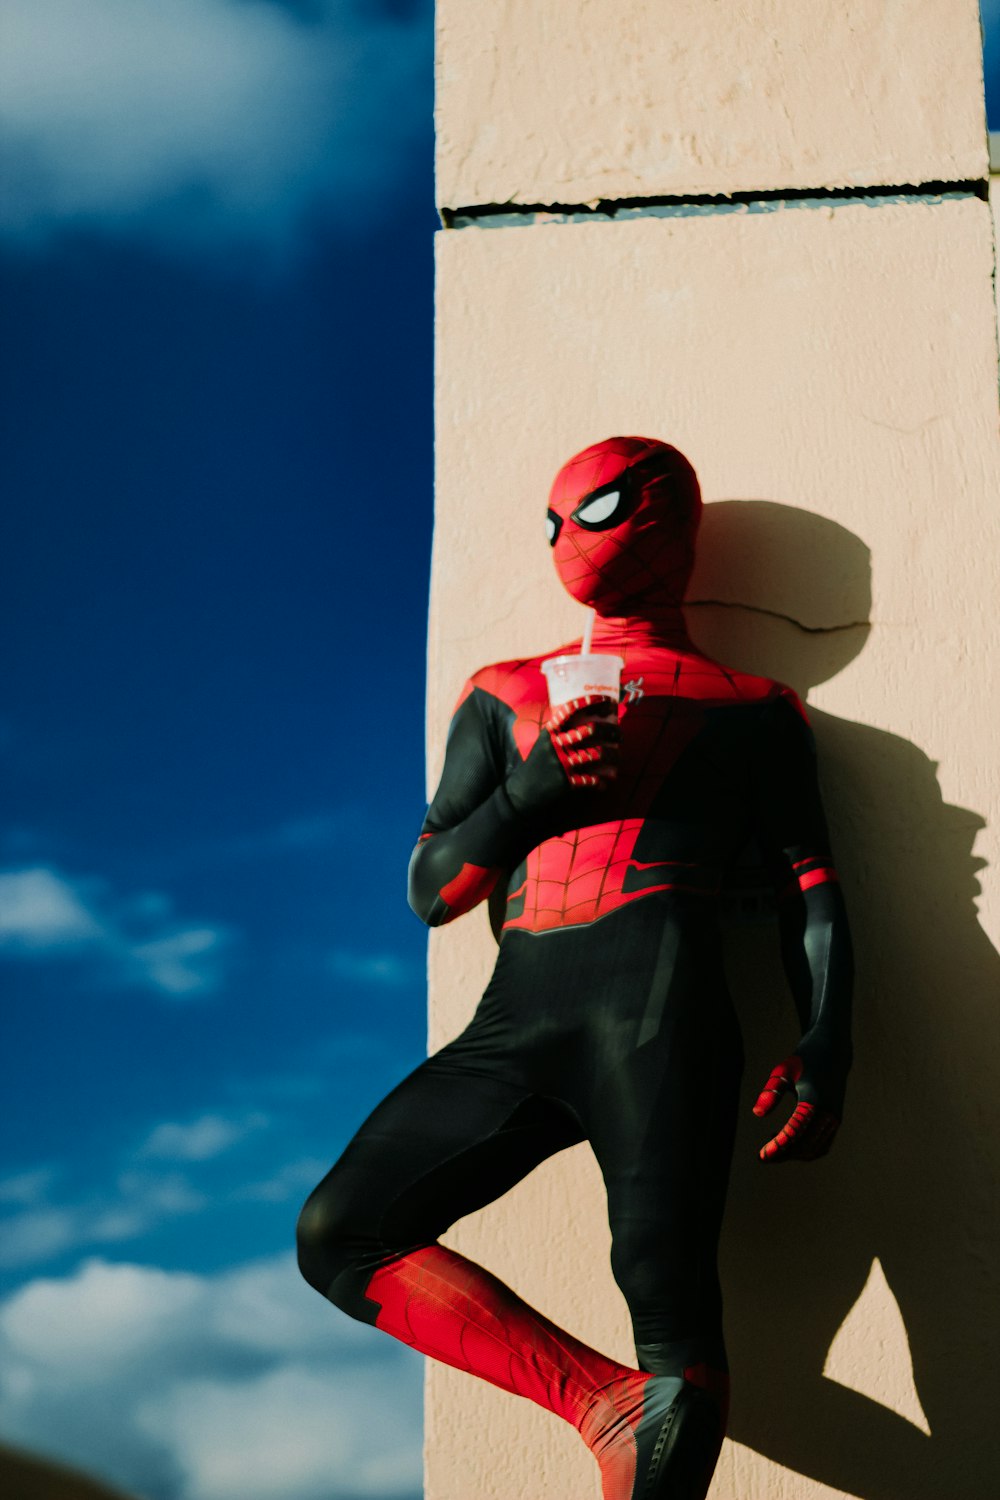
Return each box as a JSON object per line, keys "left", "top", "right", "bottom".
{"left": 298, "top": 438, "right": 854, "bottom": 1500}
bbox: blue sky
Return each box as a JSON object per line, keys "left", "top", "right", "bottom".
{"left": 1, "top": 3, "right": 432, "bottom": 1497}
{"left": 0, "top": 6, "right": 996, "bottom": 1499}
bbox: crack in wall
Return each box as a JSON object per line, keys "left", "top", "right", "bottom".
{"left": 442, "top": 178, "right": 986, "bottom": 229}
{"left": 686, "top": 598, "right": 870, "bottom": 635}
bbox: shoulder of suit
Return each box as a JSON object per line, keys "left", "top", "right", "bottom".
{"left": 701, "top": 659, "right": 809, "bottom": 722}
{"left": 453, "top": 655, "right": 548, "bottom": 714}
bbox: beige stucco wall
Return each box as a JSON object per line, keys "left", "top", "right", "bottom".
{"left": 430, "top": 5, "right": 999, "bottom": 1498}
{"left": 429, "top": 195, "right": 1000, "bottom": 1500}
{"left": 437, "top": 0, "right": 987, "bottom": 211}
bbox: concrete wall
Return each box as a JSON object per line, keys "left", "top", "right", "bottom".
{"left": 437, "top": 0, "right": 986, "bottom": 209}
{"left": 430, "top": 5, "right": 999, "bottom": 1498}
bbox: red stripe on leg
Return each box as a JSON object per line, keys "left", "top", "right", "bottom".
{"left": 367, "top": 1245, "right": 631, "bottom": 1430}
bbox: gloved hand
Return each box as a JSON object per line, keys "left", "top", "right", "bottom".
{"left": 506, "top": 695, "right": 620, "bottom": 817}
{"left": 753, "top": 1036, "right": 847, "bottom": 1163}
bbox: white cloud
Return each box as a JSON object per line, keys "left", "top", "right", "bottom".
{"left": 0, "top": 1208, "right": 80, "bottom": 1269}
{"left": 0, "top": 1118, "right": 318, "bottom": 1270}
{"left": 129, "top": 928, "right": 226, "bottom": 996}
{"left": 0, "top": 1168, "right": 56, "bottom": 1206}
{"left": 0, "top": 865, "right": 231, "bottom": 997}
{"left": 141, "top": 1111, "right": 271, "bottom": 1162}
{"left": 0, "top": 1130, "right": 325, "bottom": 1269}
{"left": 0, "top": 0, "right": 431, "bottom": 257}
{"left": 0, "top": 868, "right": 103, "bottom": 949}
{"left": 138, "top": 1363, "right": 421, "bottom": 1500}
{"left": 115, "top": 1172, "right": 208, "bottom": 1220}
{"left": 233, "top": 1156, "right": 328, "bottom": 1204}
{"left": 0, "top": 1169, "right": 207, "bottom": 1270}
{"left": 0, "top": 1253, "right": 423, "bottom": 1500}
{"left": 2, "top": 1259, "right": 206, "bottom": 1374}
{"left": 328, "top": 950, "right": 420, "bottom": 987}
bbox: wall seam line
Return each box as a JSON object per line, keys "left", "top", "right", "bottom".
{"left": 441, "top": 177, "right": 988, "bottom": 229}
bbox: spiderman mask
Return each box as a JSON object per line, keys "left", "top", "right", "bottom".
{"left": 546, "top": 436, "right": 702, "bottom": 617}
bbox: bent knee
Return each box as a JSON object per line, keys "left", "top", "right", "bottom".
{"left": 296, "top": 1182, "right": 362, "bottom": 1299}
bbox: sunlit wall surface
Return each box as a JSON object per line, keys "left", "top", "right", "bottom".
{"left": 430, "top": 3, "right": 1000, "bottom": 1499}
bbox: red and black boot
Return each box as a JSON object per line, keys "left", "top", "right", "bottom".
{"left": 365, "top": 1245, "right": 727, "bottom": 1500}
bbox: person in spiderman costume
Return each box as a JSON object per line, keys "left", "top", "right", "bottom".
{"left": 297, "top": 436, "right": 854, "bottom": 1499}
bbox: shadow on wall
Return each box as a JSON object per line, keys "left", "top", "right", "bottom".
{"left": 686, "top": 502, "right": 1000, "bottom": 1499}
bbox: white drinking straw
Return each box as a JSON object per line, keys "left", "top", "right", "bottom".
{"left": 581, "top": 607, "right": 595, "bottom": 655}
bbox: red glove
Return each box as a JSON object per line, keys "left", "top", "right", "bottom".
{"left": 753, "top": 1054, "right": 841, "bottom": 1163}
{"left": 506, "top": 695, "right": 620, "bottom": 814}
{"left": 545, "top": 695, "right": 621, "bottom": 788}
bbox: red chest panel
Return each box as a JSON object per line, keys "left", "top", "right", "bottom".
{"left": 470, "top": 646, "right": 788, "bottom": 934}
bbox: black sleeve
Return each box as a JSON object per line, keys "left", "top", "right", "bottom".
{"left": 421, "top": 688, "right": 507, "bottom": 836}
{"left": 752, "top": 693, "right": 854, "bottom": 1087}
{"left": 753, "top": 693, "right": 834, "bottom": 877}
{"left": 407, "top": 687, "right": 538, "bottom": 928}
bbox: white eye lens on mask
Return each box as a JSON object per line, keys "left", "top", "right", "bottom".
{"left": 573, "top": 489, "right": 621, "bottom": 528}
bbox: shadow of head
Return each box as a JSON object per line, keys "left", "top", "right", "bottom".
{"left": 685, "top": 499, "right": 872, "bottom": 695}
